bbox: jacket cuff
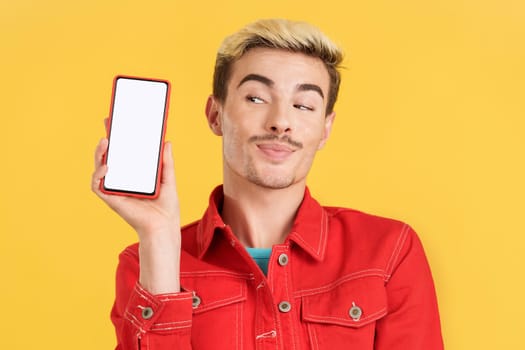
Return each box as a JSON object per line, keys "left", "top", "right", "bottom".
{"left": 124, "top": 282, "right": 193, "bottom": 335}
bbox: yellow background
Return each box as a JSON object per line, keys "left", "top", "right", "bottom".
{"left": 1, "top": 0, "right": 524, "bottom": 348}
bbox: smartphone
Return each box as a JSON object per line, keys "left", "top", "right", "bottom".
{"left": 101, "top": 75, "right": 170, "bottom": 198}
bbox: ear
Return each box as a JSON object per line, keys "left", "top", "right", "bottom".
{"left": 205, "top": 95, "right": 223, "bottom": 136}
{"left": 318, "top": 111, "right": 336, "bottom": 150}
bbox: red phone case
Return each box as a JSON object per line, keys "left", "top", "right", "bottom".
{"left": 100, "top": 75, "right": 171, "bottom": 199}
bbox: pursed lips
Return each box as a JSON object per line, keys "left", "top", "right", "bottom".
{"left": 256, "top": 142, "right": 296, "bottom": 160}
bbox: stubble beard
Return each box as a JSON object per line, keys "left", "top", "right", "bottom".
{"left": 242, "top": 134, "right": 304, "bottom": 189}
{"left": 245, "top": 157, "right": 295, "bottom": 190}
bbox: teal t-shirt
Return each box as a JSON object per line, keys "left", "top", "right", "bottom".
{"left": 246, "top": 247, "right": 272, "bottom": 275}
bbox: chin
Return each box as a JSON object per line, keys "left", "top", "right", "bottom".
{"left": 247, "top": 173, "right": 295, "bottom": 190}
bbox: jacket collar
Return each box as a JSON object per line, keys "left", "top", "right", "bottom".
{"left": 196, "top": 185, "right": 328, "bottom": 261}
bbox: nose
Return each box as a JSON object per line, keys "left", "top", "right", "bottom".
{"left": 265, "top": 102, "right": 292, "bottom": 134}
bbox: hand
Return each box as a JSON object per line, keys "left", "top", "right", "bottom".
{"left": 91, "top": 121, "right": 182, "bottom": 294}
{"left": 91, "top": 138, "right": 181, "bottom": 235}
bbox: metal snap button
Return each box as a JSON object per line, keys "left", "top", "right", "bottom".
{"left": 349, "top": 302, "right": 362, "bottom": 321}
{"left": 278, "top": 253, "right": 289, "bottom": 266}
{"left": 278, "top": 301, "right": 292, "bottom": 313}
{"left": 192, "top": 292, "right": 201, "bottom": 309}
{"left": 141, "top": 307, "right": 154, "bottom": 320}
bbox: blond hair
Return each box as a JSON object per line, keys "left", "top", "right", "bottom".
{"left": 213, "top": 19, "right": 344, "bottom": 114}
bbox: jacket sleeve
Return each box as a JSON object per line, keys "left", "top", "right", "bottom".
{"left": 375, "top": 225, "right": 444, "bottom": 349}
{"left": 111, "top": 246, "right": 194, "bottom": 350}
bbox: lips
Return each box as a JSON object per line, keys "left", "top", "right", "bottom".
{"left": 257, "top": 143, "right": 295, "bottom": 161}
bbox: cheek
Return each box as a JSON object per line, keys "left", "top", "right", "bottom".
{"left": 300, "top": 121, "right": 326, "bottom": 148}
{"left": 222, "top": 121, "right": 245, "bottom": 159}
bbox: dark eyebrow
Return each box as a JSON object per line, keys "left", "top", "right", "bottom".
{"left": 297, "top": 83, "right": 324, "bottom": 99}
{"left": 237, "top": 74, "right": 325, "bottom": 100}
{"left": 237, "top": 74, "right": 274, "bottom": 88}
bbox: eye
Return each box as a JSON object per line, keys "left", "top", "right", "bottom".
{"left": 247, "top": 96, "right": 265, "bottom": 104}
{"left": 293, "top": 104, "right": 314, "bottom": 111}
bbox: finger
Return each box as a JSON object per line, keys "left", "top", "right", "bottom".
{"left": 91, "top": 163, "right": 108, "bottom": 194}
{"left": 94, "top": 138, "right": 109, "bottom": 168}
{"left": 160, "top": 141, "right": 176, "bottom": 187}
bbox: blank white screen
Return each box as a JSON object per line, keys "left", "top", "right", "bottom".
{"left": 104, "top": 77, "right": 168, "bottom": 194}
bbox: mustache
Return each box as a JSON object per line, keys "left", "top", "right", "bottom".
{"left": 248, "top": 134, "right": 303, "bottom": 149}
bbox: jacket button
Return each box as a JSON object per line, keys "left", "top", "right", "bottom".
{"left": 349, "top": 303, "right": 362, "bottom": 321}
{"left": 141, "top": 307, "right": 154, "bottom": 320}
{"left": 192, "top": 293, "right": 201, "bottom": 309}
{"left": 278, "top": 253, "right": 289, "bottom": 266}
{"left": 278, "top": 301, "right": 291, "bottom": 313}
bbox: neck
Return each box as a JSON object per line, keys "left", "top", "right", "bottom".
{"left": 221, "top": 175, "right": 306, "bottom": 249}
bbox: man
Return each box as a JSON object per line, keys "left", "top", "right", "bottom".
{"left": 92, "top": 19, "right": 443, "bottom": 349}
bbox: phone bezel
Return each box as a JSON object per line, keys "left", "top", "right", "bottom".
{"left": 100, "top": 75, "right": 171, "bottom": 198}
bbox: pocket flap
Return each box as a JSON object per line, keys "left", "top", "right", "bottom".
{"left": 301, "top": 275, "right": 387, "bottom": 328}
{"left": 181, "top": 271, "right": 249, "bottom": 314}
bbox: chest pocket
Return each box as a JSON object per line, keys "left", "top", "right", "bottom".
{"left": 301, "top": 275, "right": 387, "bottom": 350}
{"left": 181, "top": 271, "right": 250, "bottom": 349}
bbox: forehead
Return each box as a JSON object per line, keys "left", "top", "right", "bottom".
{"left": 228, "top": 48, "right": 330, "bottom": 93}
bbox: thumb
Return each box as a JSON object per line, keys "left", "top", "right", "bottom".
{"left": 160, "top": 141, "right": 176, "bottom": 187}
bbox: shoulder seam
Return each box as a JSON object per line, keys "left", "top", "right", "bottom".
{"left": 384, "top": 224, "right": 410, "bottom": 282}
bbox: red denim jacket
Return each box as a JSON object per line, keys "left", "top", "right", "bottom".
{"left": 111, "top": 186, "right": 443, "bottom": 349}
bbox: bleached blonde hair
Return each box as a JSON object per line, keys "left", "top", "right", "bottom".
{"left": 213, "top": 19, "right": 344, "bottom": 114}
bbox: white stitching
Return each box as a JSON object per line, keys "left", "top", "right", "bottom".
{"left": 180, "top": 270, "right": 254, "bottom": 280}
{"left": 239, "top": 294, "right": 243, "bottom": 350}
{"left": 192, "top": 294, "right": 246, "bottom": 313}
{"left": 304, "top": 307, "right": 387, "bottom": 324}
{"left": 318, "top": 209, "right": 328, "bottom": 256}
{"left": 312, "top": 322, "right": 319, "bottom": 350}
{"left": 254, "top": 283, "right": 262, "bottom": 343}
{"left": 384, "top": 224, "right": 409, "bottom": 282}
{"left": 255, "top": 330, "right": 277, "bottom": 339}
{"left": 291, "top": 208, "right": 328, "bottom": 258}
{"left": 272, "top": 292, "right": 282, "bottom": 350}
{"left": 307, "top": 323, "right": 319, "bottom": 350}
{"left": 134, "top": 285, "right": 158, "bottom": 305}
{"left": 124, "top": 310, "right": 145, "bottom": 334}
{"left": 282, "top": 247, "right": 297, "bottom": 350}
{"left": 150, "top": 324, "right": 192, "bottom": 331}
{"left": 235, "top": 301, "right": 239, "bottom": 350}
{"left": 384, "top": 225, "right": 406, "bottom": 275}
{"left": 151, "top": 320, "right": 192, "bottom": 331}
{"left": 152, "top": 320, "right": 192, "bottom": 326}
{"left": 158, "top": 295, "right": 192, "bottom": 302}
{"left": 290, "top": 233, "right": 317, "bottom": 256}
{"left": 294, "top": 269, "right": 385, "bottom": 297}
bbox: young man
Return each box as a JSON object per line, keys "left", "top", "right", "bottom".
{"left": 92, "top": 19, "right": 443, "bottom": 350}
